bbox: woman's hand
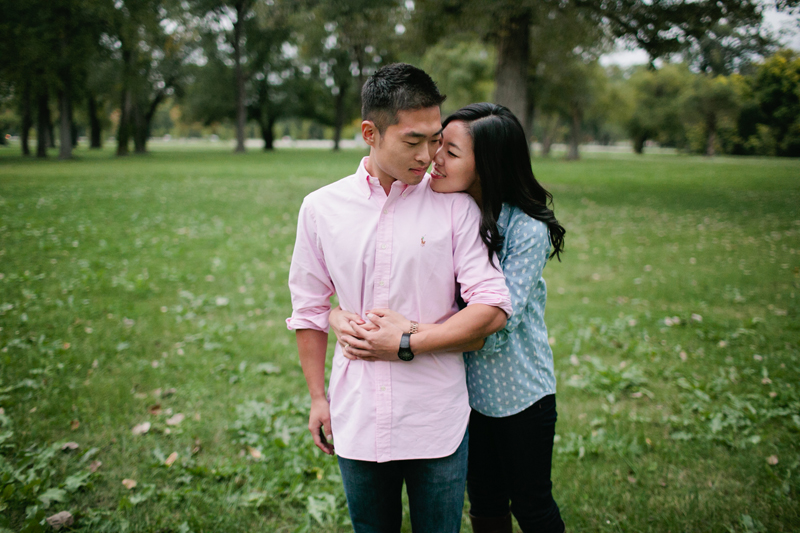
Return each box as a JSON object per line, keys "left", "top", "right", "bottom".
{"left": 339, "top": 312, "right": 407, "bottom": 361}
{"left": 330, "top": 306, "right": 378, "bottom": 361}
{"left": 329, "top": 306, "right": 364, "bottom": 345}
{"left": 367, "top": 308, "right": 412, "bottom": 333}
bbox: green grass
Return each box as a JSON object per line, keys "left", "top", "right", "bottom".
{"left": 0, "top": 144, "right": 798, "bottom": 532}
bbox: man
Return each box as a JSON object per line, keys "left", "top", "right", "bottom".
{"left": 286, "top": 63, "right": 512, "bottom": 532}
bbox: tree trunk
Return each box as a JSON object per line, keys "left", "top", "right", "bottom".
{"left": 45, "top": 104, "right": 55, "bottom": 148}
{"left": 20, "top": 82, "right": 32, "bottom": 156}
{"left": 58, "top": 87, "right": 73, "bottom": 160}
{"left": 133, "top": 101, "right": 147, "bottom": 153}
{"left": 88, "top": 94, "right": 102, "bottom": 148}
{"left": 261, "top": 115, "right": 275, "bottom": 150}
{"left": 633, "top": 135, "right": 646, "bottom": 154}
{"left": 541, "top": 115, "right": 559, "bottom": 157}
{"left": 233, "top": 1, "right": 247, "bottom": 153}
{"left": 566, "top": 105, "right": 581, "bottom": 161}
{"left": 705, "top": 115, "right": 717, "bottom": 157}
{"left": 494, "top": 9, "right": 531, "bottom": 139}
{"left": 333, "top": 85, "right": 348, "bottom": 151}
{"left": 36, "top": 90, "right": 49, "bottom": 158}
{"left": 117, "top": 46, "right": 133, "bottom": 156}
{"left": 117, "top": 88, "right": 131, "bottom": 156}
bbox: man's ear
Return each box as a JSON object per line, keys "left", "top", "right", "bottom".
{"left": 362, "top": 120, "right": 379, "bottom": 147}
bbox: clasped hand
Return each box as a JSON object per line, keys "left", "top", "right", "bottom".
{"left": 330, "top": 308, "right": 410, "bottom": 362}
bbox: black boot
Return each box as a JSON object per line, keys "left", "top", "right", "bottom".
{"left": 469, "top": 512, "right": 512, "bottom": 533}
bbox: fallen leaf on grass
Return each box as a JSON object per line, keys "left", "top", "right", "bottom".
{"left": 61, "top": 442, "right": 79, "bottom": 451}
{"left": 691, "top": 313, "right": 702, "bottom": 322}
{"left": 38, "top": 488, "right": 67, "bottom": 506}
{"left": 767, "top": 455, "right": 779, "bottom": 465}
{"left": 659, "top": 480, "right": 667, "bottom": 487}
{"left": 148, "top": 404, "right": 162, "bottom": 415}
{"left": 89, "top": 460, "right": 102, "bottom": 473}
{"left": 165, "top": 452, "right": 178, "bottom": 467}
{"left": 163, "top": 387, "right": 177, "bottom": 397}
{"left": 46, "top": 511, "right": 74, "bottom": 530}
{"left": 132, "top": 422, "right": 151, "bottom": 436}
{"left": 70, "top": 419, "right": 80, "bottom": 430}
{"left": 255, "top": 363, "right": 281, "bottom": 375}
{"left": 627, "top": 476, "right": 637, "bottom": 484}
{"left": 122, "top": 479, "right": 137, "bottom": 489}
{"left": 166, "top": 413, "right": 185, "bottom": 426}
{"left": 247, "top": 446, "right": 262, "bottom": 459}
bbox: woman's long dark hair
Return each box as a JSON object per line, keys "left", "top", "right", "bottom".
{"left": 442, "top": 103, "right": 565, "bottom": 261}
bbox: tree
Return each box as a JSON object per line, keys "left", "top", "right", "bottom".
{"left": 298, "top": 0, "right": 401, "bottom": 150}
{"left": 412, "top": 0, "right": 774, "bottom": 141}
{"left": 419, "top": 39, "right": 495, "bottom": 116}
{"left": 190, "top": 0, "right": 256, "bottom": 152}
{"left": 102, "top": 0, "right": 194, "bottom": 155}
{"left": 743, "top": 50, "right": 800, "bottom": 156}
{"left": 626, "top": 64, "right": 693, "bottom": 153}
{"left": 682, "top": 73, "right": 744, "bottom": 156}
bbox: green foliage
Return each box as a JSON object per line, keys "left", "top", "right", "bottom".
{"left": 420, "top": 39, "right": 495, "bottom": 116}
{"left": 743, "top": 49, "right": 800, "bottom": 156}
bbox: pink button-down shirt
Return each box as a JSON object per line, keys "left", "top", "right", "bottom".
{"left": 287, "top": 157, "right": 512, "bottom": 462}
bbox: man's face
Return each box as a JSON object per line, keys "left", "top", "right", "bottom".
{"left": 363, "top": 107, "right": 442, "bottom": 187}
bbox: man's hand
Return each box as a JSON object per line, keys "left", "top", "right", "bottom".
{"left": 340, "top": 313, "right": 405, "bottom": 361}
{"left": 309, "top": 397, "right": 334, "bottom": 455}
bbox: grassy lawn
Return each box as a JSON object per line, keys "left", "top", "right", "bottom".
{"left": 0, "top": 144, "right": 798, "bottom": 532}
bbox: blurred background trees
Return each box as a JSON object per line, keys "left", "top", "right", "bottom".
{"left": 0, "top": 0, "right": 799, "bottom": 158}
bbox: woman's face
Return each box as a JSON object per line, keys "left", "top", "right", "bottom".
{"left": 430, "top": 120, "right": 481, "bottom": 199}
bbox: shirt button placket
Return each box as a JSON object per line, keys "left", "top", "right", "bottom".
{"left": 374, "top": 194, "right": 395, "bottom": 462}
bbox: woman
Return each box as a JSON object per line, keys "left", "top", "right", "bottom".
{"left": 332, "top": 103, "right": 566, "bottom": 533}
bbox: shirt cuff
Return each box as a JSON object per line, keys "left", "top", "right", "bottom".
{"left": 465, "top": 293, "right": 513, "bottom": 319}
{"left": 474, "top": 328, "right": 509, "bottom": 357}
{"left": 285, "top": 314, "right": 330, "bottom": 333}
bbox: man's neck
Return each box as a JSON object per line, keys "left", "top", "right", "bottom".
{"left": 364, "top": 154, "right": 396, "bottom": 196}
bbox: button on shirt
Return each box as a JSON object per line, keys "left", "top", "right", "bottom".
{"left": 287, "top": 157, "right": 512, "bottom": 462}
{"left": 465, "top": 203, "right": 556, "bottom": 417}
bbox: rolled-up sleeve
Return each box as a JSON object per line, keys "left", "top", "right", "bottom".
{"left": 286, "top": 198, "right": 335, "bottom": 332}
{"left": 451, "top": 195, "right": 513, "bottom": 318}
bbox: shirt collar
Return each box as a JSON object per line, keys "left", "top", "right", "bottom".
{"left": 356, "top": 156, "right": 420, "bottom": 199}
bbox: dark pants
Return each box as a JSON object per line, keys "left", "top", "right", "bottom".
{"left": 467, "top": 395, "right": 564, "bottom": 533}
{"left": 337, "top": 429, "right": 468, "bottom": 533}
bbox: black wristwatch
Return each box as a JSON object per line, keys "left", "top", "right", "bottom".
{"left": 398, "top": 332, "right": 414, "bottom": 361}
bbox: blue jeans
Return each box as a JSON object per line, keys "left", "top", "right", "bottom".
{"left": 337, "top": 429, "right": 468, "bottom": 533}
{"left": 467, "top": 395, "right": 564, "bottom": 533}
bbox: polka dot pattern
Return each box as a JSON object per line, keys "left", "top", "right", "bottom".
{"left": 464, "top": 204, "right": 557, "bottom": 417}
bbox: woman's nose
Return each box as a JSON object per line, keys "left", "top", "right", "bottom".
{"left": 432, "top": 145, "right": 444, "bottom": 165}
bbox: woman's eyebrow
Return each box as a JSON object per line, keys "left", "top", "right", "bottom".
{"left": 446, "top": 141, "right": 461, "bottom": 151}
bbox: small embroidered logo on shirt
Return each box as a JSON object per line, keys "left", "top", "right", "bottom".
{"left": 420, "top": 236, "right": 426, "bottom": 247}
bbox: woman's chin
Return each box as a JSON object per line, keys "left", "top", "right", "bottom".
{"left": 430, "top": 182, "right": 452, "bottom": 194}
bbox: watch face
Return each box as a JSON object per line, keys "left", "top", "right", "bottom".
{"left": 398, "top": 348, "right": 414, "bottom": 361}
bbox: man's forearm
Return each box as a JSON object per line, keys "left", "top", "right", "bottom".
{"left": 410, "top": 304, "right": 506, "bottom": 354}
{"left": 296, "top": 329, "right": 329, "bottom": 400}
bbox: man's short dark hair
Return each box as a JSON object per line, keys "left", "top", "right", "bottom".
{"left": 361, "top": 63, "right": 446, "bottom": 134}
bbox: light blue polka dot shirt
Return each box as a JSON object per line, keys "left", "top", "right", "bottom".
{"left": 464, "top": 203, "right": 557, "bottom": 417}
